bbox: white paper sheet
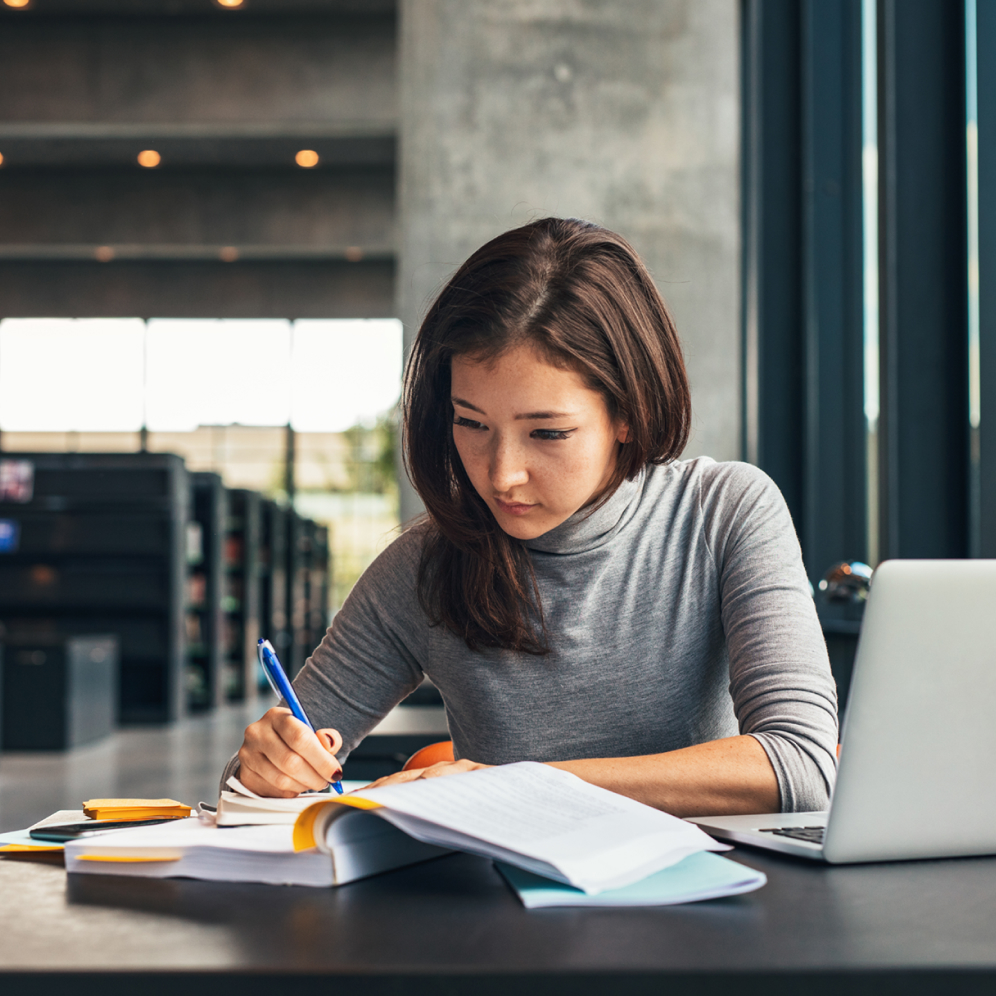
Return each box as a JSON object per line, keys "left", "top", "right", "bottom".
{"left": 354, "top": 762, "right": 727, "bottom": 894}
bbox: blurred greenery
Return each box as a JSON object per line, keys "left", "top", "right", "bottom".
{"left": 341, "top": 409, "right": 398, "bottom": 495}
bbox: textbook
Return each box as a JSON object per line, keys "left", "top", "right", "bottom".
{"left": 291, "top": 762, "right": 728, "bottom": 894}
{"left": 65, "top": 763, "right": 731, "bottom": 895}
{"left": 65, "top": 816, "right": 444, "bottom": 886}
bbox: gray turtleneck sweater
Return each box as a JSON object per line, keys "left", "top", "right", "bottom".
{"left": 235, "top": 457, "right": 839, "bottom": 812}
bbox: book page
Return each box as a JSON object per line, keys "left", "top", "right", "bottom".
{"left": 361, "top": 763, "right": 624, "bottom": 843}
{"left": 64, "top": 818, "right": 302, "bottom": 855}
{"left": 221, "top": 792, "right": 329, "bottom": 813}
{"left": 354, "top": 762, "right": 723, "bottom": 893}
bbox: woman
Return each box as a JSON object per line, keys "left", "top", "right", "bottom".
{"left": 232, "top": 218, "right": 837, "bottom": 817}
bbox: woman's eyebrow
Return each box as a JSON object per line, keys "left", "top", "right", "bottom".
{"left": 451, "top": 396, "right": 484, "bottom": 413}
{"left": 513, "top": 410, "right": 573, "bottom": 421}
{"left": 451, "top": 397, "right": 574, "bottom": 420}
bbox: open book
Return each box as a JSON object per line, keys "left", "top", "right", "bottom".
{"left": 65, "top": 763, "right": 733, "bottom": 896}
{"left": 295, "top": 762, "right": 727, "bottom": 894}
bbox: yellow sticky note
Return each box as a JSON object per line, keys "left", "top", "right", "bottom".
{"left": 82, "top": 798, "right": 191, "bottom": 820}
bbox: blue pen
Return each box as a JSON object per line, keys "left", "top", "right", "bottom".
{"left": 257, "top": 638, "right": 343, "bottom": 795}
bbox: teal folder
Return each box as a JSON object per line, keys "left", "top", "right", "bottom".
{"left": 497, "top": 850, "right": 766, "bottom": 908}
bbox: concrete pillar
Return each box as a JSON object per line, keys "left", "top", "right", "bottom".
{"left": 397, "top": 0, "right": 740, "bottom": 521}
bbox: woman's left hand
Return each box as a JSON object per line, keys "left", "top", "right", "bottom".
{"left": 368, "top": 758, "right": 491, "bottom": 788}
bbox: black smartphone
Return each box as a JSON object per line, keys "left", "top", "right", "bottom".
{"left": 29, "top": 817, "right": 183, "bottom": 842}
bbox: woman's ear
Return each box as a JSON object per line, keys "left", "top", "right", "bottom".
{"left": 616, "top": 423, "right": 630, "bottom": 444}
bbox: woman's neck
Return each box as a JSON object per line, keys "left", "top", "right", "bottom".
{"left": 524, "top": 472, "right": 645, "bottom": 555}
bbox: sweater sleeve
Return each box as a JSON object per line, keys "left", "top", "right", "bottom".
{"left": 702, "top": 463, "right": 839, "bottom": 812}
{"left": 219, "top": 523, "right": 430, "bottom": 793}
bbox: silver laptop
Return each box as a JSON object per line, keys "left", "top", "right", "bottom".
{"left": 687, "top": 559, "right": 996, "bottom": 863}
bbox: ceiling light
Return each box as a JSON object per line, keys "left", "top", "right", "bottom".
{"left": 137, "top": 150, "right": 161, "bottom": 168}
{"left": 0, "top": 152, "right": 5, "bottom": 167}
{"left": 216, "top": 0, "right": 245, "bottom": 7}
{"left": 3, "top": 0, "right": 32, "bottom": 9}
{"left": 295, "top": 149, "right": 319, "bottom": 168}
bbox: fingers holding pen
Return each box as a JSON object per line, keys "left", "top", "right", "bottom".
{"left": 270, "top": 710, "right": 343, "bottom": 782}
{"left": 240, "top": 707, "right": 342, "bottom": 795}
{"left": 238, "top": 747, "right": 314, "bottom": 798}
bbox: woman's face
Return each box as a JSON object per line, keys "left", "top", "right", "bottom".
{"left": 450, "top": 344, "right": 628, "bottom": 541}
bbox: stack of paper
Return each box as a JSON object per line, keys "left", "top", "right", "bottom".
{"left": 214, "top": 777, "right": 335, "bottom": 826}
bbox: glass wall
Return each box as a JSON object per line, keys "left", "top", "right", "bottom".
{"left": 0, "top": 316, "right": 403, "bottom": 615}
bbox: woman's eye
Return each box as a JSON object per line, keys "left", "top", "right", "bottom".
{"left": 531, "top": 429, "right": 573, "bottom": 441}
{"left": 453, "top": 415, "right": 486, "bottom": 431}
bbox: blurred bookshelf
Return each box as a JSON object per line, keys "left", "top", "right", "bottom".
{"left": 259, "top": 498, "right": 289, "bottom": 690}
{"left": 0, "top": 293, "right": 402, "bottom": 738}
{"left": 1, "top": 422, "right": 400, "bottom": 710}
{"left": 306, "top": 521, "right": 330, "bottom": 667}
{"left": 188, "top": 472, "right": 225, "bottom": 712}
{"left": 284, "top": 511, "right": 332, "bottom": 678}
{"left": 0, "top": 453, "right": 188, "bottom": 724}
{"left": 224, "top": 489, "right": 261, "bottom": 704}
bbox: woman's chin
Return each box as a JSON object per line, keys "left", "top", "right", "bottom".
{"left": 493, "top": 508, "right": 565, "bottom": 541}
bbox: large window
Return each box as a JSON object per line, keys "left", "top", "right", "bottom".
{"left": 0, "top": 316, "right": 403, "bottom": 612}
{"left": 742, "top": 0, "right": 987, "bottom": 576}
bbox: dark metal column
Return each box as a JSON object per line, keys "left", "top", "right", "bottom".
{"left": 741, "top": 0, "right": 805, "bottom": 529}
{"left": 742, "top": 0, "right": 866, "bottom": 580}
{"left": 976, "top": 0, "right": 996, "bottom": 556}
{"left": 877, "top": 0, "right": 969, "bottom": 560}
{"left": 801, "top": 0, "right": 867, "bottom": 578}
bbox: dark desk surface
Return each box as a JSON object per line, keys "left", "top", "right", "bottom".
{"left": 2, "top": 846, "right": 996, "bottom": 996}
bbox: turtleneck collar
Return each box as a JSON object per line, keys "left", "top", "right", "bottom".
{"left": 524, "top": 471, "right": 647, "bottom": 555}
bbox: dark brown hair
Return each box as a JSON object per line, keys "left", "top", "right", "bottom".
{"left": 403, "top": 217, "right": 690, "bottom": 654}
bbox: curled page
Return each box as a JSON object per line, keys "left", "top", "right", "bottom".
{"left": 343, "top": 762, "right": 728, "bottom": 894}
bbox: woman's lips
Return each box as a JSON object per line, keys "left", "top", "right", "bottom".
{"left": 494, "top": 498, "right": 536, "bottom": 516}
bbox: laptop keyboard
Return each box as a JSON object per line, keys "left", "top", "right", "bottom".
{"left": 758, "top": 826, "right": 826, "bottom": 844}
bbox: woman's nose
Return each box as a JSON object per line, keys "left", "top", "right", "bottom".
{"left": 489, "top": 438, "right": 529, "bottom": 492}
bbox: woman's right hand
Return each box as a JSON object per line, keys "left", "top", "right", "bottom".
{"left": 237, "top": 707, "right": 344, "bottom": 797}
